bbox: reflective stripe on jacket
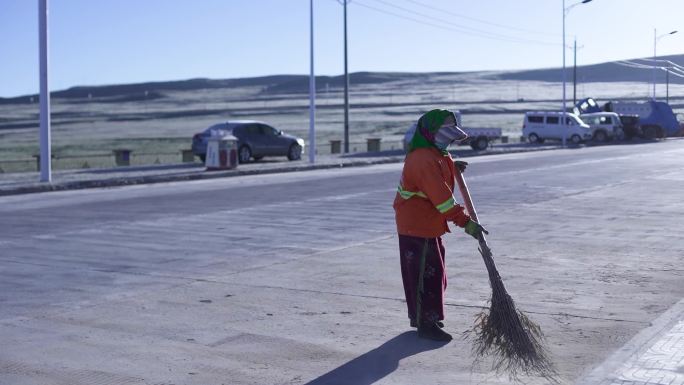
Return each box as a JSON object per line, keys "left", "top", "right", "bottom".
{"left": 397, "top": 185, "right": 427, "bottom": 200}
{"left": 393, "top": 147, "right": 470, "bottom": 238}
{"left": 397, "top": 186, "right": 456, "bottom": 214}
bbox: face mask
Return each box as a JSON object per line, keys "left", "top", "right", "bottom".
{"left": 434, "top": 124, "right": 468, "bottom": 150}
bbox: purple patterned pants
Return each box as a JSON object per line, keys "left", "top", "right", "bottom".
{"left": 398, "top": 234, "right": 447, "bottom": 326}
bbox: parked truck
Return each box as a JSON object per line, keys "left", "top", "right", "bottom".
{"left": 403, "top": 110, "right": 502, "bottom": 152}
{"left": 574, "top": 97, "right": 681, "bottom": 139}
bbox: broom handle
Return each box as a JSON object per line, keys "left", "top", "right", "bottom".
{"left": 454, "top": 168, "right": 485, "bottom": 242}
{"left": 454, "top": 168, "right": 501, "bottom": 281}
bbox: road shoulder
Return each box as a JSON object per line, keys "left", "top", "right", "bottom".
{"left": 576, "top": 298, "right": 684, "bottom": 385}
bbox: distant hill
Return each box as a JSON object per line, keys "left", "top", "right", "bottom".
{"left": 263, "top": 71, "right": 436, "bottom": 93}
{"left": 493, "top": 54, "right": 684, "bottom": 84}
{"left": 0, "top": 76, "right": 302, "bottom": 104}
{"left": 1, "top": 54, "right": 682, "bottom": 105}
{"left": 0, "top": 73, "right": 431, "bottom": 105}
{"left": 0, "top": 75, "right": 301, "bottom": 104}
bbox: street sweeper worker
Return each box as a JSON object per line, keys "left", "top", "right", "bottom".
{"left": 393, "top": 108, "right": 488, "bottom": 342}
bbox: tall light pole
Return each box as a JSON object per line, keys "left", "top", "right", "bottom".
{"left": 39, "top": 0, "right": 52, "bottom": 182}
{"left": 562, "top": 0, "right": 592, "bottom": 147}
{"left": 338, "top": 0, "right": 351, "bottom": 153}
{"left": 572, "top": 37, "right": 585, "bottom": 105}
{"left": 308, "top": 0, "right": 316, "bottom": 164}
{"left": 653, "top": 29, "right": 678, "bottom": 101}
{"left": 573, "top": 37, "right": 577, "bottom": 104}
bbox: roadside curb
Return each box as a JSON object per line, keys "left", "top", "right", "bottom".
{"left": 575, "top": 298, "right": 684, "bottom": 385}
{"left": 0, "top": 156, "right": 406, "bottom": 197}
{"left": 0, "top": 144, "right": 565, "bottom": 197}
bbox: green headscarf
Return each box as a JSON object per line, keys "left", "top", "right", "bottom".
{"left": 407, "top": 109, "right": 455, "bottom": 154}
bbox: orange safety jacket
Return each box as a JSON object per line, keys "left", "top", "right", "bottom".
{"left": 393, "top": 147, "right": 470, "bottom": 238}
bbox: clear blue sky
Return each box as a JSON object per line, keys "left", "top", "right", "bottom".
{"left": 1, "top": 0, "right": 682, "bottom": 97}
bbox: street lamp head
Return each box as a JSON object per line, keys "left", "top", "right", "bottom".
{"left": 566, "top": 0, "right": 593, "bottom": 14}
{"left": 669, "top": 30, "right": 678, "bottom": 35}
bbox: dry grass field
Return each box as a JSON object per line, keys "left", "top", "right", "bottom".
{"left": 1, "top": 70, "right": 682, "bottom": 172}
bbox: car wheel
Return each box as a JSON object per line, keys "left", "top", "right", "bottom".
{"left": 594, "top": 130, "right": 608, "bottom": 142}
{"left": 199, "top": 154, "right": 206, "bottom": 163}
{"left": 238, "top": 146, "right": 252, "bottom": 163}
{"left": 287, "top": 144, "right": 302, "bottom": 161}
{"left": 570, "top": 134, "right": 582, "bottom": 144}
{"left": 471, "top": 136, "right": 488, "bottom": 151}
{"left": 528, "top": 133, "right": 541, "bottom": 143}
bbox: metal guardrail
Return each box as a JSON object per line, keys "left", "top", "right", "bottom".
{"left": 308, "top": 139, "right": 405, "bottom": 155}
{"left": 0, "top": 136, "right": 515, "bottom": 174}
{"left": 0, "top": 152, "right": 196, "bottom": 174}
{"left": 0, "top": 141, "right": 404, "bottom": 173}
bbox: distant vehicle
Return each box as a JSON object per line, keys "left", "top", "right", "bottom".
{"left": 522, "top": 111, "right": 593, "bottom": 144}
{"left": 192, "top": 120, "right": 305, "bottom": 163}
{"left": 403, "top": 111, "right": 502, "bottom": 152}
{"left": 605, "top": 101, "right": 681, "bottom": 138}
{"left": 575, "top": 98, "right": 680, "bottom": 139}
{"left": 579, "top": 112, "right": 624, "bottom": 142}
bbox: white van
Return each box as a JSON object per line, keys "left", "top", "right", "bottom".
{"left": 522, "top": 112, "right": 592, "bottom": 144}
{"left": 579, "top": 112, "right": 624, "bottom": 142}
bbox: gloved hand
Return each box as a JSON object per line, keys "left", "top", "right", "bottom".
{"left": 464, "top": 219, "right": 488, "bottom": 240}
{"left": 454, "top": 160, "right": 468, "bottom": 173}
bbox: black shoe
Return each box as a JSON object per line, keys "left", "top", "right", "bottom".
{"left": 410, "top": 319, "right": 444, "bottom": 328}
{"left": 417, "top": 323, "right": 452, "bottom": 342}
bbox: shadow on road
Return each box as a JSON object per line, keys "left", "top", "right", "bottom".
{"left": 304, "top": 331, "right": 449, "bottom": 385}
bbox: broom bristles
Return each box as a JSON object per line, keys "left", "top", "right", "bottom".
{"left": 455, "top": 172, "right": 557, "bottom": 382}
{"left": 465, "top": 245, "right": 559, "bottom": 383}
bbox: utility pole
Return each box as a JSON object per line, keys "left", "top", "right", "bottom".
{"left": 308, "top": 0, "right": 316, "bottom": 164}
{"left": 562, "top": 0, "right": 593, "bottom": 147}
{"left": 562, "top": 0, "right": 567, "bottom": 147}
{"left": 39, "top": 0, "right": 52, "bottom": 182}
{"left": 339, "top": 0, "right": 350, "bottom": 153}
{"left": 572, "top": 38, "right": 585, "bottom": 105}
{"left": 666, "top": 67, "right": 670, "bottom": 104}
{"left": 573, "top": 38, "right": 577, "bottom": 105}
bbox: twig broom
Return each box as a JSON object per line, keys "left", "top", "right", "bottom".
{"left": 454, "top": 168, "right": 558, "bottom": 382}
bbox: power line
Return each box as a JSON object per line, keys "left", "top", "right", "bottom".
{"left": 363, "top": 0, "right": 559, "bottom": 46}
{"left": 632, "top": 58, "right": 684, "bottom": 72}
{"left": 369, "top": 0, "right": 535, "bottom": 41}
{"left": 399, "top": 0, "right": 562, "bottom": 37}
{"left": 622, "top": 60, "right": 684, "bottom": 75}
{"left": 617, "top": 60, "right": 654, "bottom": 69}
{"left": 659, "top": 67, "right": 684, "bottom": 79}
{"left": 615, "top": 61, "right": 684, "bottom": 79}
{"left": 663, "top": 67, "right": 684, "bottom": 77}
{"left": 351, "top": 0, "right": 558, "bottom": 47}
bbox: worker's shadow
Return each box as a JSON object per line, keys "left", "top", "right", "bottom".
{"left": 304, "top": 331, "right": 449, "bottom": 385}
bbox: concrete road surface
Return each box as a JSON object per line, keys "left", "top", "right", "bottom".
{"left": 1, "top": 140, "right": 683, "bottom": 385}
